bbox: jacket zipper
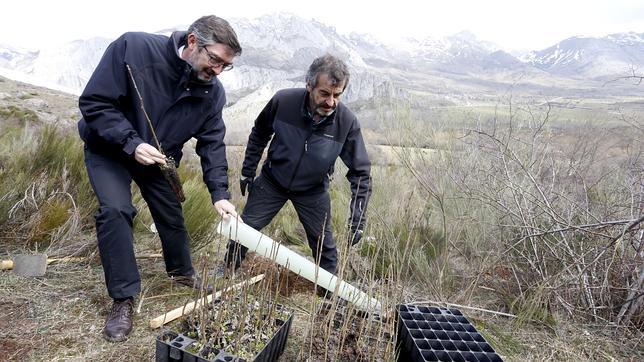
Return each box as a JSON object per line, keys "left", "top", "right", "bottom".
{"left": 287, "top": 130, "right": 313, "bottom": 190}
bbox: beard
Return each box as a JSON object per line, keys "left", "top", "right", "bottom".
{"left": 313, "top": 103, "right": 335, "bottom": 117}
{"left": 186, "top": 52, "right": 215, "bottom": 83}
{"left": 189, "top": 65, "right": 216, "bottom": 83}
{"left": 192, "top": 69, "right": 214, "bottom": 83}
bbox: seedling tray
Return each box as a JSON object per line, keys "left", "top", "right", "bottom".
{"left": 156, "top": 313, "right": 293, "bottom": 362}
{"left": 396, "top": 304, "right": 503, "bottom": 362}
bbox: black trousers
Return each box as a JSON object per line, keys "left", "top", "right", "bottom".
{"left": 226, "top": 174, "right": 337, "bottom": 273}
{"left": 84, "top": 147, "right": 193, "bottom": 299}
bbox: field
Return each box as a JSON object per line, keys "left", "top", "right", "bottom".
{"left": 0, "top": 75, "right": 643, "bottom": 361}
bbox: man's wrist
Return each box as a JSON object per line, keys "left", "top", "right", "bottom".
{"left": 211, "top": 191, "right": 231, "bottom": 204}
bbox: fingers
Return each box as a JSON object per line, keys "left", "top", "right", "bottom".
{"left": 148, "top": 153, "right": 167, "bottom": 165}
{"left": 221, "top": 210, "right": 238, "bottom": 220}
{"left": 134, "top": 143, "right": 167, "bottom": 165}
{"left": 136, "top": 154, "right": 165, "bottom": 165}
{"left": 214, "top": 200, "right": 239, "bottom": 220}
{"left": 218, "top": 205, "right": 237, "bottom": 217}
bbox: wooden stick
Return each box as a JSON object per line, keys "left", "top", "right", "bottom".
{"left": 410, "top": 300, "right": 518, "bottom": 319}
{"left": 149, "top": 274, "right": 265, "bottom": 329}
{"left": 0, "top": 254, "right": 163, "bottom": 271}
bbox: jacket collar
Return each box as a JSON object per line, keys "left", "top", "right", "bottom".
{"left": 169, "top": 31, "right": 189, "bottom": 69}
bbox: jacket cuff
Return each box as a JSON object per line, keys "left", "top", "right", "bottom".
{"left": 123, "top": 136, "right": 144, "bottom": 156}
{"left": 211, "top": 190, "right": 231, "bottom": 204}
{"left": 241, "top": 169, "right": 256, "bottom": 179}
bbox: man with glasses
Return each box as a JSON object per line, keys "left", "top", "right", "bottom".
{"left": 200, "top": 45, "right": 235, "bottom": 71}
{"left": 225, "top": 55, "right": 372, "bottom": 295}
{"left": 78, "top": 15, "right": 241, "bottom": 342}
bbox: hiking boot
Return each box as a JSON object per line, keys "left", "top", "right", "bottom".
{"left": 103, "top": 297, "right": 134, "bottom": 342}
{"left": 171, "top": 274, "right": 214, "bottom": 294}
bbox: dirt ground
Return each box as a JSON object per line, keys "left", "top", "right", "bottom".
{"left": 2, "top": 246, "right": 643, "bottom": 361}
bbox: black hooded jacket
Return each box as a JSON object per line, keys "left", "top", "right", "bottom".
{"left": 78, "top": 31, "right": 230, "bottom": 202}
{"left": 242, "top": 88, "right": 372, "bottom": 228}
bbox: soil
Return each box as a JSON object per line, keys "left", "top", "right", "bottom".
{"left": 0, "top": 301, "right": 38, "bottom": 357}
{"left": 240, "top": 253, "right": 318, "bottom": 297}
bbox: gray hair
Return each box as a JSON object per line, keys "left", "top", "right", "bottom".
{"left": 306, "top": 54, "right": 350, "bottom": 90}
{"left": 188, "top": 15, "right": 242, "bottom": 56}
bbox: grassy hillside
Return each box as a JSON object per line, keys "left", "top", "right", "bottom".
{"left": 0, "top": 76, "right": 642, "bottom": 361}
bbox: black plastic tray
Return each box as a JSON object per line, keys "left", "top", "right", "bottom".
{"left": 156, "top": 313, "right": 293, "bottom": 362}
{"left": 396, "top": 304, "right": 503, "bottom": 362}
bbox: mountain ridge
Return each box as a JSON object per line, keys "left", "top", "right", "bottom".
{"left": 0, "top": 12, "right": 642, "bottom": 137}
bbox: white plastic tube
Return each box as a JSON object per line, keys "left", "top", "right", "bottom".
{"left": 216, "top": 218, "right": 382, "bottom": 313}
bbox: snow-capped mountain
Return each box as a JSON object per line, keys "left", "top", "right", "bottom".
{"left": 0, "top": 13, "right": 642, "bottom": 105}
{"left": 525, "top": 32, "right": 644, "bottom": 78}
{"left": 0, "top": 46, "right": 38, "bottom": 70}
{"left": 0, "top": 37, "right": 111, "bottom": 95}
{"left": 413, "top": 31, "right": 524, "bottom": 73}
{"left": 0, "top": 13, "right": 518, "bottom": 98}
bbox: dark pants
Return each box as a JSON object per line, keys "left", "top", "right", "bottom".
{"left": 226, "top": 175, "right": 337, "bottom": 273}
{"left": 84, "top": 147, "right": 193, "bottom": 299}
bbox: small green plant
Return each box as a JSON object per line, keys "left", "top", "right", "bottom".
{"left": 182, "top": 298, "right": 291, "bottom": 360}
{"left": 28, "top": 197, "right": 72, "bottom": 243}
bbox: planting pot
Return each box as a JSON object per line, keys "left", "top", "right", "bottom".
{"left": 395, "top": 304, "right": 503, "bottom": 362}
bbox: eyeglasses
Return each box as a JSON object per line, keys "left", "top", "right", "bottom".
{"left": 200, "top": 46, "right": 234, "bottom": 71}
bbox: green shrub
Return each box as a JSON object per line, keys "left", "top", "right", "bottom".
{"left": 29, "top": 197, "right": 72, "bottom": 243}
{"left": 0, "top": 123, "right": 96, "bottom": 247}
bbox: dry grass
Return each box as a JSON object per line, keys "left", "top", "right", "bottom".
{"left": 2, "top": 241, "right": 643, "bottom": 361}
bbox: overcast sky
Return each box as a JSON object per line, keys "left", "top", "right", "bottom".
{"left": 1, "top": 0, "right": 643, "bottom": 51}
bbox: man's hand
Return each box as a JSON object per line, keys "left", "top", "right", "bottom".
{"left": 349, "top": 226, "right": 363, "bottom": 246}
{"left": 134, "top": 143, "right": 166, "bottom": 166}
{"left": 214, "top": 199, "right": 239, "bottom": 220}
{"left": 240, "top": 176, "right": 254, "bottom": 196}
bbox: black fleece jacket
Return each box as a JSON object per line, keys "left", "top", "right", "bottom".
{"left": 78, "top": 31, "right": 230, "bottom": 202}
{"left": 242, "top": 88, "right": 372, "bottom": 228}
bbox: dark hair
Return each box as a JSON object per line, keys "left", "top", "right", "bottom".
{"left": 306, "top": 54, "right": 350, "bottom": 90}
{"left": 188, "top": 15, "right": 242, "bottom": 56}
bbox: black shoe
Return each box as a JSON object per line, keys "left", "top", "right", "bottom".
{"left": 103, "top": 298, "right": 134, "bottom": 342}
{"left": 171, "top": 274, "right": 214, "bottom": 294}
